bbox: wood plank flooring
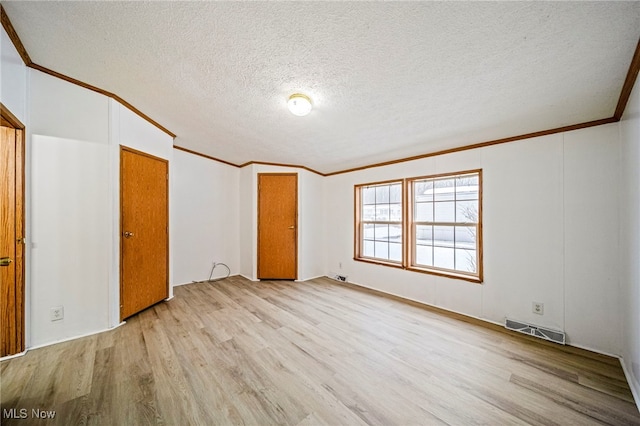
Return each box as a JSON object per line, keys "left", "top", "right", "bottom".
{"left": 1, "top": 276, "right": 639, "bottom": 425}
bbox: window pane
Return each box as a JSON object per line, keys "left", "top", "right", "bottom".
{"left": 363, "top": 187, "right": 376, "bottom": 205}
{"left": 415, "top": 202, "right": 433, "bottom": 221}
{"left": 455, "top": 226, "right": 476, "bottom": 249}
{"left": 434, "top": 178, "right": 455, "bottom": 201}
{"left": 363, "top": 223, "right": 375, "bottom": 239}
{"left": 375, "top": 204, "right": 389, "bottom": 221}
{"left": 434, "top": 246, "right": 455, "bottom": 269}
{"left": 389, "top": 224, "right": 402, "bottom": 242}
{"left": 389, "top": 203, "right": 402, "bottom": 221}
{"left": 434, "top": 225, "right": 454, "bottom": 247}
{"left": 455, "top": 248, "right": 477, "bottom": 273}
{"left": 363, "top": 240, "right": 375, "bottom": 257}
{"left": 374, "top": 224, "right": 389, "bottom": 241}
{"left": 389, "top": 183, "right": 402, "bottom": 203}
{"left": 414, "top": 180, "right": 433, "bottom": 202}
{"left": 389, "top": 243, "right": 402, "bottom": 262}
{"left": 456, "top": 175, "right": 479, "bottom": 200}
{"left": 415, "top": 245, "right": 433, "bottom": 266}
{"left": 362, "top": 205, "right": 375, "bottom": 221}
{"left": 416, "top": 225, "right": 433, "bottom": 244}
{"left": 376, "top": 185, "right": 389, "bottom": 203}
{"left": 456, "top": 200, "right": 478, "bottom": 223}
{"left": 434, "top": 201, "right": 455, "bottom": 222}
{"left": 357, "top": 181, "right": 403, "bottom": 263}
{"left": 375, "top": 241, "right": 389, "bottom": 259}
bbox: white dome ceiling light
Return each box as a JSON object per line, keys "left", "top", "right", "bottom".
{"left": 287, "top": 93, "right": 312, "bottom": 116}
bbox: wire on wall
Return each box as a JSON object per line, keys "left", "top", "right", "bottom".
{"left": 192, "top": 261, "right": 231, "bottom": 284}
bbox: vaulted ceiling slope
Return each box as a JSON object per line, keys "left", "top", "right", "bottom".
{"left": 3, "top": 2, "right": 640, "bottom": 174}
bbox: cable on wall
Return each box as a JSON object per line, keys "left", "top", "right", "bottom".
{"left": 192, "top": 261, "right": 231, "bottom": 284}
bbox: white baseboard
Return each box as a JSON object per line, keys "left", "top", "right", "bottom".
{"left": 333, "top": 277, "right": 505, "bottom": 325}
{"left": 296, "top": 274, "right": 325, "bottom": 282}
{"left": 566, "top": 342, "right": 619, "bottom": 359}
{"left": 620, "top": 356, "right": 640, "bottom": 411}
{"left": 28, "top": 321, "right": 125, "bottom": 352}
{"left": 239, "top": 274, "right": 258, "bottom": 282}
{"left": 175, "top": 274, "right": 241, "bottom": 287}
{"left": 0, "top": 350, "right": 28, "bottom": 361}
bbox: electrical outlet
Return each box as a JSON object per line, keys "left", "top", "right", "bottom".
{"left": 339, "top": 262, "right": 342, "bottom": 269}
{"left": 532, "top": 302, "right": 544, "bottom": 315}
{"left": 50, "top": 306, "right": 64, "bottom": 321}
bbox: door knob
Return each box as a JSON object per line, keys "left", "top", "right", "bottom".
{"left": 123, "top": 231, "right": 134, "bottom": 238}
{"left": 0, "top": 257, "right": 12, "bottom": 267}
{"left": 288, "top": 226, "right": 295, "bottom": 229}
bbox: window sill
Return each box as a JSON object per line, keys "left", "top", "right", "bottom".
{"left": 407, "top": 266, "right": 482, "bottom": 283}
{"left": 354, "top": 257, "right": 482, "bottom": 283}
{"left": 354, "top": 257, "right": 404, "bottom": 270}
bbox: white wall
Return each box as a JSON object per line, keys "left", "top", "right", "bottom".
{"left": 29, "top": 70, "right": 111, "bottom": 347}
{"left": 324, "top": 123, "right": 621, "bottom": 355}
{"left": 113, "top": 101, "right": 174, "bottom": 159}
{"left": 30, "top": 72, "right": 109, "bottom": 144}
{"left": 482, "top": 136, "right": 565, "bottom": 329}
{"left": 1, "top": 27, "right": 28, "bottom": 124}
{"left": 564, "top": 125, "right": 620, "bottom": 353}
{"left": 298, "top": 170, "right": 325, "bottom": 280}
{"left": 31, "top": 135, "right": 110, "bottom": 345}
{"left": 239, "top": 165, "right": 255, "bottom": 279}
{"left": 238, "top": 164, "right": 325, "bottom": 281}
{"left": 172, "top": 149, "right": 240, "bottom": 285}
{"left": 620, "top": 73, "right": 640, "bottom": 407}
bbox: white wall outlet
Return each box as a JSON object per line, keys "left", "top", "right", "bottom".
{"left": 532, "top": 302, "right": 544, "bottom": 315}
{"left": 50, "top": 306, "right": 64, "bottom": 321}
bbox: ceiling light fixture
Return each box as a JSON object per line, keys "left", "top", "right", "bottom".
{"left": 287, "top": 93, "right": 312, "bottom": 116}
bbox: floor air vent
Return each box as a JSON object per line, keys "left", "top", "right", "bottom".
{"left": 505, "top": 318, "right": 566, "bottom": 345}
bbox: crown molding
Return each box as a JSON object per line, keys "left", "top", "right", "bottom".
{"left": 2, "top": 5, "right": 638, "bottom": 176}
{"left": 324, "top": 117, "right": 618, "bottom": 176}
{"left": 615, "top": 37, "right": 640, "bottom": 120}
{"left": 1, "top": 5, "right": 31, "bottom": 65}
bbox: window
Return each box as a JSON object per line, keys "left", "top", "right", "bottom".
{"left": 408, "top": 171, "right": 481, "bottom": 280}
{"left": 355, "top": 181, "right": 403, "bottom": 264}
{"left": 355, "top": 170, "right": 482, "bottom": 282}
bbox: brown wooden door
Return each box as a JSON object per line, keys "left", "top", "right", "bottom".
{"left": 257, "top": 173, "right": 297, "bottom": 280}
{"left": 120, "top": 147, "right": 169, "bottom": 320}
{"left": 0, "top": 108, "right": 25, "bottom": 357}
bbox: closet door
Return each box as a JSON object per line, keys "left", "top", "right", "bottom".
{"left": 257, "top": 173, "right": 297, "bottom": 280}
{"left": 120, "top": 147, "right": 168, "bottom": 320}
{"left": 0, "top": 111, "right": 25, "bottom": 357}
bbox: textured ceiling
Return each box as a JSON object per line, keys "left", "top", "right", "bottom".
{"left": 3, "top": 1, "right": 640, "bottom": 173}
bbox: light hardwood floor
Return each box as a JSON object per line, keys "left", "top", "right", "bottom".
{"left": 2, "top": 276, "right": 639, "bottom": 425}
